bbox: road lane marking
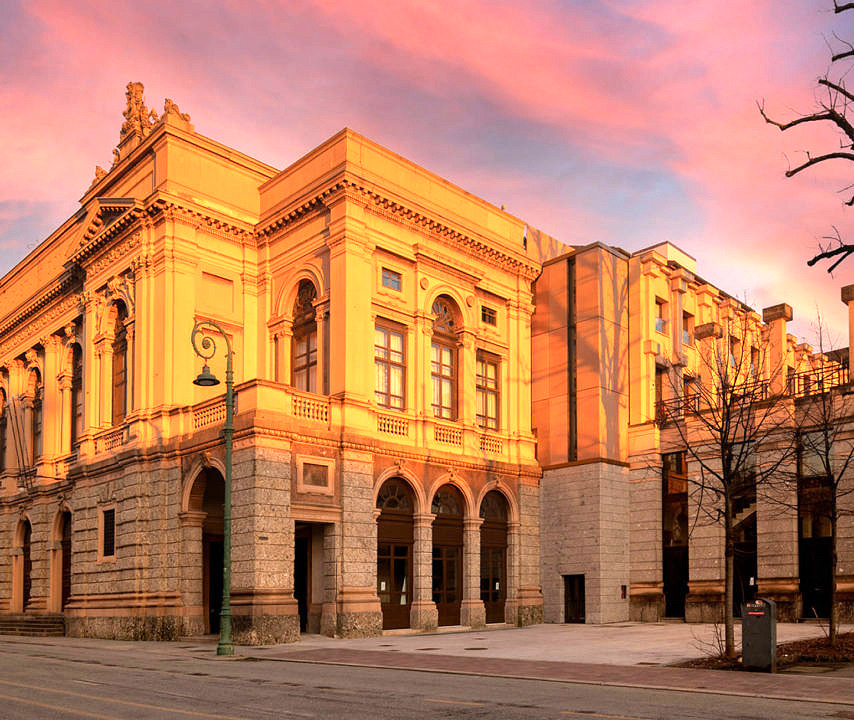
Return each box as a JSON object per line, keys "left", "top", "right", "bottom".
{"left": 0, "top": 691, "right": 122, "bottom": 720}
{"left": 561, "top": 712, "right": 653, "bottom": 720}
{"left": 425, "top": 698, "right": 485, "bottom": 707}
{"left": 0, "top": 678, "right": 254, "bottom": 720}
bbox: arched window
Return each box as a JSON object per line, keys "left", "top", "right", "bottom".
{"left": 30, "top": 369, "right": 43, "bottom": 463}
{"left": 292, "top": 281, "right": 317, "bottom": 393}
{"left": 112, "top": 304, "right": 128, "bottom": 426}
{"left": 431, "top": 296, "right": 459, "bottom": 420}
{"left": 71, "top": 343, "right": 83, "bottom": 445}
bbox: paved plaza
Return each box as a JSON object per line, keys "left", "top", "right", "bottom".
{"left": 264, "top": 621, "right": 852, "bottom": 666}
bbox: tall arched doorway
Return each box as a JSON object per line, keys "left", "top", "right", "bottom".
{"left": 187, "top": 468, "right": 225, "bottom": 634}
{"left": 376, "top": 478, "right": 414, "bottom": 630}
{"left": 432, "top": 484, "right": 464, "bottom": 626}
{"left": 480, "top": 491, "right": 508, "bottom": 624}
{"left": 60, "top": 511, "right": 72, "bottom": 609}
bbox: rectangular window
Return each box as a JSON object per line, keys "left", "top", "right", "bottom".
{"left": 481, "top": 305, "right": 497, "bottom": 326}
{"left": 476, "top": 353, "right": 499, "bottom": 430}
{"left": 293, "top": 329, "right": 317, "bottom": 393}
{"left": 102, "top": 508, "right": 116, "bottom": 558}
{"left": 381, "top": 268, "right": 402, "bottom": 292}
{"left": 682, "top": 312, "right": 693, "bottom": 346}
{"left": 0, "top": 414, "right": 5, "bottom": 473}
{"left": 655, "top": 299, "right": 667, "bottom": 334}
{"left": 431, "top": 342, "right": 456, "bottom": 420}
{"left": 375, "top": 324, "right": 405, "bottom": 409}
{"left": 71, "top": 345, "right": 83, "bottom": 446}
{"left": 32, "top": 387, "right": 43, "bottom": 461}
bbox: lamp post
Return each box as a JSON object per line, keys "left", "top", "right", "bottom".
{"left": 191, "top": 319, "right": 234, "bottom": 656}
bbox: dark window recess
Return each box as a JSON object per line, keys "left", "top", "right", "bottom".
{"left": 381, "top": 268, "right": 402, "bottom": 291}
{"left": 302, "top": 463, "right": 328, "bottom": 488}
{"left": 103, "top": 509, "right": 116, "bottom": 557}
{"left": 481, "top": 305, "right": 497, "bottom": 326}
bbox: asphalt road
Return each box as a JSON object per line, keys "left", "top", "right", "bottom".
{"left": 0, "top": 638, "right": 850, "bottom": 720}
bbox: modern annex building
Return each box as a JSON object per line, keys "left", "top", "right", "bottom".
{"left": 534, "top": 241, "right": 854, "bottom": 624}
{"left": 0, "top": 84, "right": 550, "bottom": 641}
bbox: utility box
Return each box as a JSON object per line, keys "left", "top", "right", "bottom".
{"left": 742, "top": 598, "right": 776, "bottom": 672}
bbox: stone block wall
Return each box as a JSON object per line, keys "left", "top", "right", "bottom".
{"left": 541, "top": 462, "right": 629, "bottom": 623}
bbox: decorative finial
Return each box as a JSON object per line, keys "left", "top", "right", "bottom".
{"left": 120, "top": 81, "right": 157, "bottom": 143}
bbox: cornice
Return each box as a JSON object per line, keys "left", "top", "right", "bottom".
{"left": 145, "top": 197, "right": 255, "bottom": 245}
{"left": 257, "top": 178, "right": 541, "bottom": 280}
{"left": 0, "top": 271, "right": 80, "bottom": 344}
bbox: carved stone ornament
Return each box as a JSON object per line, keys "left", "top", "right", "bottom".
{"left": 25, "top": 348, "right": 39, "bottom": 368}
{"left": 88, "top": 165, "right": 108, "bottom": 190}
{"left": 120, "top": 82, "right": 158, "bottom": 143}
{"left": 432, "top": 297, "right": 457, "bottom": 335}
{"left": 163, "top": 98, "right": 191, "bottom": 123}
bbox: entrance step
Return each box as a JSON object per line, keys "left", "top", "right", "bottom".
{"left": 0, "top": 614, "right": 65, "bottom": 637}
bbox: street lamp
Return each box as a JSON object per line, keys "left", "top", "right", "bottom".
{"left": 191, "top": 319, "right": 234, "bottom": 657}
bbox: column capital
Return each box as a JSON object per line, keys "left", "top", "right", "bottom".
{"left": 463, "top": 517, "right": 484, "bottom": 531}
{"left": 178, "top": 510, "right": 207, "bottom": 528}
{"left": 413, "top": 512, "right": 436, "bottom": 527}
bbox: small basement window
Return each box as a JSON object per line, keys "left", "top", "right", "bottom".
{"left": 381, "top": 268, "right": 402, "bottom": 291}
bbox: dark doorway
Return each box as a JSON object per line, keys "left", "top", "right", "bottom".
{"left": 61, "top": 511, "right": 72, "bottom": 609}
{"left": 432, "top": 485, "right": 464, "bottom": 626}
{"left": 206, "top": 538, "right": 223, "bottom": 634}
{"left": 22, "top": 520, "right": 32, "bottom": 611}
{"left": 294, "top": 524, "right": 311, "bottom": 632}
{"left": 196, "top": 468, "right": 225, "bottom": 634}
{"left": 799, "top": 474, "right": 833, "bottom": 619}
{"left": 480, "top": 491, "right": 508, "bottom": 624}
{"left": 376, "top": 478, "right": 414, "bottom": 630}
{"left": 564, "top": 574, "right": 585, "bottom": 623}
{"left": 733, "top": 514, "right": 757, "bottom": 615}
{"left": 732, "top": 460, "right": 758, "bottom": 616}
{"left": 662, "top": 452, "right": 688, "bottom": 617}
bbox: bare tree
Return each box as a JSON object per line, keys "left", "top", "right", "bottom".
{"left": 770, "top": 319, "right": 854, "bottom": 643}
{"left": 657, "top": 309, "right": 795, "bottom": 660}
{"left": 758, "top": 2, "right": 854, "bottom": 272}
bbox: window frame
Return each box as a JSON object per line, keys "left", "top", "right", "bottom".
{"left": 431, "top": 339, "right": 457, "bottom": 421}
{"left": 98, "top": 504, "right": 117, "bottom": 563}
{"left": 654, "top": 298, "right": 667, "bottom": 334}
{"left": 111, "top": 310, "right": 127, "bottom": 426}
{"left": 476, "top": 351, "right": 500, "bottom": 430}
{"left": 71, "top": 344, "right": 84, "bottom": 446}
{"left": 381, "top": 267, "right": 403, "bottom": 292}
{"left": 374, "top": 321, "right": 406, "bottom": 411}
{"left": 481, "top": 305, "right": 497, "bottom": 327}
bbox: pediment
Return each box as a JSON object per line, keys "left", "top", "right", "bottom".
{"left": 64, "top": 197, "right": 140, "bottom": 264}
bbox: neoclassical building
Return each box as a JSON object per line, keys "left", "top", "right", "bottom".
{"left": 533, "top": 240, "right": 854, "bottom": 624}
{"left": 0, "top": 83, "right": 547, "bottom": 641}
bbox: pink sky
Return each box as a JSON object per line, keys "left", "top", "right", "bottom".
{"left": 1, "top": 0, "right": 852, "bottom": 343}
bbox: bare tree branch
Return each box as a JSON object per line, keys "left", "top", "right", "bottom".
{"left": 760, "top": 3, "right": 854, "bottom": 271}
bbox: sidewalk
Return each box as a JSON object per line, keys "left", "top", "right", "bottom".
{"left": 251, "top": 622, "right": 854, "bottom": 706}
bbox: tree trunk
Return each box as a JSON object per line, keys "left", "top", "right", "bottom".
{"left": 724, "top": 495, "right": 736, "bottom": 659}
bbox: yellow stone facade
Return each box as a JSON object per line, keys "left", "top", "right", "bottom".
{"left": 0, "top": 85, "right": 545, "bottom": 640}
